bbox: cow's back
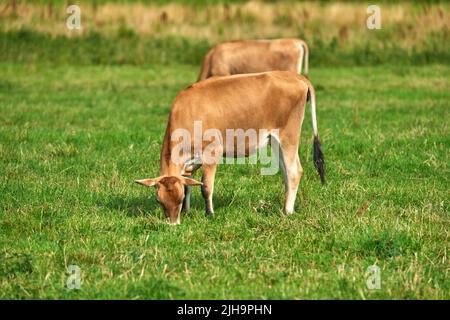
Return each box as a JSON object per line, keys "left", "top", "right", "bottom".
{"left": 210, "top": 39, "right": 300, "bottom": 75}
{"left": 170, "top": 71, "right": 308, "bottom": 133}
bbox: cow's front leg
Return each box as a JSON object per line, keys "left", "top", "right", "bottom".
{"left": 201, "top": 164, "right": 217, "bottom": 216}
{"left": 181, "top": 182, "right": 191, "bottom": 213}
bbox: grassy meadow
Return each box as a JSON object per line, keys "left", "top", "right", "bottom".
{"left": 0, "top": 1, "right": 449, "bottom": 299}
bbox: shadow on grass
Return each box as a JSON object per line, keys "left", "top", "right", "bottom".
{"left": 99, "top": 194, "right": 161, "bottom": 218}
{"left": 189, "top": 190, "right": 233, "bottom": 213}
{"left": 97, "top": 186, "right": 241, "bottom": 221}
{"left": 99, "top": 192, "right": 231, "bottom": 217}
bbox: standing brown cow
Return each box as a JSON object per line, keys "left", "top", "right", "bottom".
{"left": 136, "top": 71, "right": 324, "bottom": 224}
{"left": 197, "top": 39, "right": 309, "bottom": 81}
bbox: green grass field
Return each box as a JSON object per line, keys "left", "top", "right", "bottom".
{"left": 0, "top": 62, "right": 448, "bottom": 299}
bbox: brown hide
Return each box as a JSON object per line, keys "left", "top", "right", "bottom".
{"left": 137, "top": 71, "right": 323, "bottom": 224}
{"left": 198, "top": 39, "right": 309, "bottom": 81}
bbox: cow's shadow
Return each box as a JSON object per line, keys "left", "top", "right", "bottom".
{"left": 103, "top": 195, "right": 160, "bottom": 217}
{"left": 101, "top": 191, "right": 229, "bottom": 218}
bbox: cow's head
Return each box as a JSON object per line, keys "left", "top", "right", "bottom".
{"left": 135, "top": 175, "right": 202, "bottom": 225}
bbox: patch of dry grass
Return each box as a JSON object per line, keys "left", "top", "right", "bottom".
{"left": 1, "top": 1, "right": 448, "bottom": 49}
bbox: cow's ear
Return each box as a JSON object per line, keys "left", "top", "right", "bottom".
{"left": 135, "top": 176, "right": 164, "bottom": 187}
{"left": 180, "top": 177, "right": 203, "bottom": 186}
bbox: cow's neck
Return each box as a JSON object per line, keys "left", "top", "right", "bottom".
{"left": 159, "top": 122, "right": 186, "bottom": 177}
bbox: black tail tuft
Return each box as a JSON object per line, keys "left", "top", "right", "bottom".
{"left": 313, "top": 135, "right": 325, "bottom": 184}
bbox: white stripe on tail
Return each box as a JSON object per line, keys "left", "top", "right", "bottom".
{"left": 309, "top": 84, "right": 318, "bottom": 136}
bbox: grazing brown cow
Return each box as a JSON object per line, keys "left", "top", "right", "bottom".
{"left": 197, "top": 39, "right": 309, "bottom": 81}
{"left": 136, "top": 71, "right": 324, "bottom": 224}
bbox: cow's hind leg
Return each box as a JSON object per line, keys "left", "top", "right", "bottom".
{"left": 201, "top": 164, "right": 217, "bottom": 216}
{"left": 278, "top": 141, "right": 303, "bottom": 214}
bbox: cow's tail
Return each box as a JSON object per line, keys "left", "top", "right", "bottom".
{"left": 302, "top": 41, "right": 309, "bottom": 75}
{"left": 197, "top": 47, "right": 214, "bottom": 82}
{"left": 306, "top": 81, "right": 325, "bottom": 184}
{"left": 297, "top": 40, "right": 309, "bottom": 75}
